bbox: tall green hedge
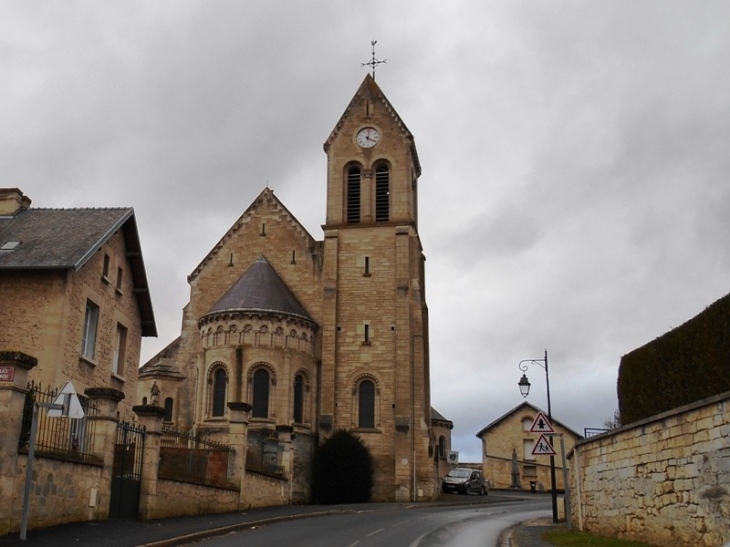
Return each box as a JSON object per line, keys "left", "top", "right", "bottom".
{"left": 311, "top": 429, "right": 373, "bottom": 504}
{"left": 618, "top": 292, "right": 730, "bottom": 425}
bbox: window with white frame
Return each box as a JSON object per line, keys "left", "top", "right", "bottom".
{"left": 81, "top": 300, "right": 99, "bottom": 360}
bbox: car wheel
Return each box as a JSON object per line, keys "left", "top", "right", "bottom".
{"left": 464, "top": 485, "right": 471, "bottom": 495}
{"left": 480, "top": 486, "right": 486, "bottom": 496}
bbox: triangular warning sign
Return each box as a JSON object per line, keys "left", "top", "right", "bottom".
{"left": 531, "top": 434, "right": 556, "bottom": 456}
{"left": 48, "top": 382, "right": 85, "bottom": 419}
{"left": 529, "top": 411, "right": 554, "bottom": 433}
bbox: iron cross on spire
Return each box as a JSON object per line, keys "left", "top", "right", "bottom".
{"left": 361, "top": 40, "right": 386, "bottom": 80}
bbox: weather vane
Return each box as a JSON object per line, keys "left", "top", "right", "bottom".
{"left": 361, "top": 40, "right": 386, "bottom": 80}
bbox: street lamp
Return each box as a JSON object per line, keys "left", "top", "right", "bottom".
{"left": 517, "top": 349, "right": 559, "bottom": 523}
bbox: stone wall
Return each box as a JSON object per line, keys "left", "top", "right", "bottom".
{"left": 0, "top": 455, "right": 106, "bottom": 535}
{"left": 570, "top": 391, "right": 730, "bottom": 547}
{"left": 150, "top": 480, "right": 240, "bottom": 520}
{"left": 241, "top": 471, "right": 290, "bottom": 509}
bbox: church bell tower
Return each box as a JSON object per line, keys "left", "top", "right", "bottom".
{"left": 319, "top": 74, "right": 434, "bottom": 501}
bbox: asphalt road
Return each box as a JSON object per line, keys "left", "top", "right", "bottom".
{"left": 187, "top": 496, "right": 551, "bottom": 547}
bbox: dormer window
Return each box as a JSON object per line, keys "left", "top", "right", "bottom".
{"left": 0, "top": 241, "right": 20, "bottom": 254}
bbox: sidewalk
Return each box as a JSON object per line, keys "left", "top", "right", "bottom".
{"left": 0, "top": 496, "right": 561, "bottom": 547}
{"left": 504, "top": 516, "right": 568, "bottom": 547}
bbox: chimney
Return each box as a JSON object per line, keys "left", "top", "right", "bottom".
{"left": 0, "top": 188, "right": 32, "bottom": 216}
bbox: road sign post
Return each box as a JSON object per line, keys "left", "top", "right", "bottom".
{"left": 20, "top": 382, "right": 84, "bottom": 541}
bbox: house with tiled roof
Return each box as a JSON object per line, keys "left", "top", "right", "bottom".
{"left": 0, "top": 188, "right": 156, "bottom": 417}
{"left": 476, "top": 401, "right": 581, "bottom": 492}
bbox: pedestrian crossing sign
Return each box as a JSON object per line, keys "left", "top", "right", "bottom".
{"left": 531, "top": 434, "right": 556, "bottom": 456}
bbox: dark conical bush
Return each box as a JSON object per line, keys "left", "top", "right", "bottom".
{"left": 311, "top": 429, "right": 373, "bottom": 504}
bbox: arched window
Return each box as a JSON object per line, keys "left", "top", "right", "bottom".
{"left": 358, "top": 380, "right": 375, "bottom": 428}
{"left": 439, "top": 435, "right": 446, "bottom": 458}
{"left": 347, "top": 166, "right": 361, "bottom": 223}
{"left": 375, "top": 164, "right": 389, "bottom": 222}
{"left": 293, "top": 373, "right": 304, "bottom": 424}
{"left": 252, "top": 368, "right": 270, "bottom": 418}
{"left": 212, "top": 368, "right": 227, "bottom": 417}
{"left": 164, "top": 397, "right": 174, "bottom": 422}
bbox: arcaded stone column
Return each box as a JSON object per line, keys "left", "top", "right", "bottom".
{"left": 132, "top": 404, "right": 166, "bottom": 520}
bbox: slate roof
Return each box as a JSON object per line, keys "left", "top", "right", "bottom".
{"left": 475, "top": 401, "right": 582, "bottom": 439}
{"left": 431, "top": 407, "right": 453, "bottom": 428}
{"left": 0, "top": 207, "right": 157, "bottom": 336}
{"left": 202, "top": 256, "right": 315, "bottom": 326}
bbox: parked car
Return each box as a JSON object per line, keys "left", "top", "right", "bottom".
{"left": 441, "top": 467, "right": 488, "bottom": 495}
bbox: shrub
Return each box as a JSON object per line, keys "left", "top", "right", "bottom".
{"left": 311, "top": 429, "right": 373, "bottom": 504}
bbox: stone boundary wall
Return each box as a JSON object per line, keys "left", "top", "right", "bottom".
{"left": 0, "top": 455, "right": 106, "bottom": 535}
{"left": 569, "top": 391, "right": 730, "bottom": 547}
{"left": 242, "top": 471, "right": 290, "bottom": 509}
{"left": 149, "top": 480, "right": 240, "bottom": 520}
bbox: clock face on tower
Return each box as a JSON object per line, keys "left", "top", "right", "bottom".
{"left": 356, "top": 127, "right": 380, "bottom": 148}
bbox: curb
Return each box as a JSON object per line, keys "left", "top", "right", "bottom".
{"left": 498, "top": 524, "right": 517, "bottom": 547}
{"left": 136, "top": 510, "right": 355, "bottom": 547}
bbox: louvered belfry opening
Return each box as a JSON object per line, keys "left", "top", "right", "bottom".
{"left": 347, "top": 166, "right": 361, "bottom": 223}
{"left": 375, "top": 164, "right": 389, "bottom": 222}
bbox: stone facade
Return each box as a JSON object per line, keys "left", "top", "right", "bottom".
{"left": 476, "top": 401, "right": 581, "bottom": 492}
{"left": 569, "top": 391, "right": 730, "bottom": 547}
{"left": 0, "top": 189, "right": 156, "bottom": 417}
{"left": 139, "top": 75, "right": 442, "bottom": 502}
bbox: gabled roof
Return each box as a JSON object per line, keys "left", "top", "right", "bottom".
{"left": 200, "top": 255, "right": 315, "bottom": 326}
{"left": 475, "top": 401, "right": 582, "bottom": 439}
{"left": 431, "top": 407, "right": 453, "bottom": 428}
{"left": 0, "top": 207, "right": 157, "bottom": 337}
{"left": 188, "top": 187, "right": 316, "bottom": 283}
{"left": 139, "top": 337, "right": 185, "bottom": 379}
{"left": 323, "top": 74, "right": 421, "bottom": 177}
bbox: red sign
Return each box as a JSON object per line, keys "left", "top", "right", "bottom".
{"left": 0, "top": 366, "right": 15, "bottom": 382}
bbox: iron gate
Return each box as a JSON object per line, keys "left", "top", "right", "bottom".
{"left": 109, "top": 421, "right": 145, "bottom": 520}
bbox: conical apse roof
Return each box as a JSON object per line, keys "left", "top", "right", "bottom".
{"left": 203, "top": 256, "right": 314, "bottom": 323}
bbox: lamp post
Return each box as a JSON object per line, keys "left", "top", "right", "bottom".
{"left": 518, "top": 349, "right": 559, "bottom": 523}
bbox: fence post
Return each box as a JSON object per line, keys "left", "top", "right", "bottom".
{"left": 0, "top": 351, "right": 37, "bottom": 536}
{"left": 227, "top": 402, "right": 252, "bottom": 509}
{"left": 132, "top": 404, "right": 166, "bottom": 520}
{"left": 84, "top": 388, "right": 124, "bottom": 519}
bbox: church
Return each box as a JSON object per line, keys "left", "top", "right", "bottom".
{"left": 138, "top": 74, "right": 450, "bottom": 503}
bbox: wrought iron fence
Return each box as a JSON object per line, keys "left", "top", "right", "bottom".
{"left": 18, "top": 381, "right": 100, "bottom": 464}
{"left": 584, "top": 427, "right": 610, "bottom": 438}
{"left": 159, "top": 426, "right": 235, "bottom": 487}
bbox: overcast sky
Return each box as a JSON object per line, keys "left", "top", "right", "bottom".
{"left": 3, "top": 1, "right": 729, "bottom": 462}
